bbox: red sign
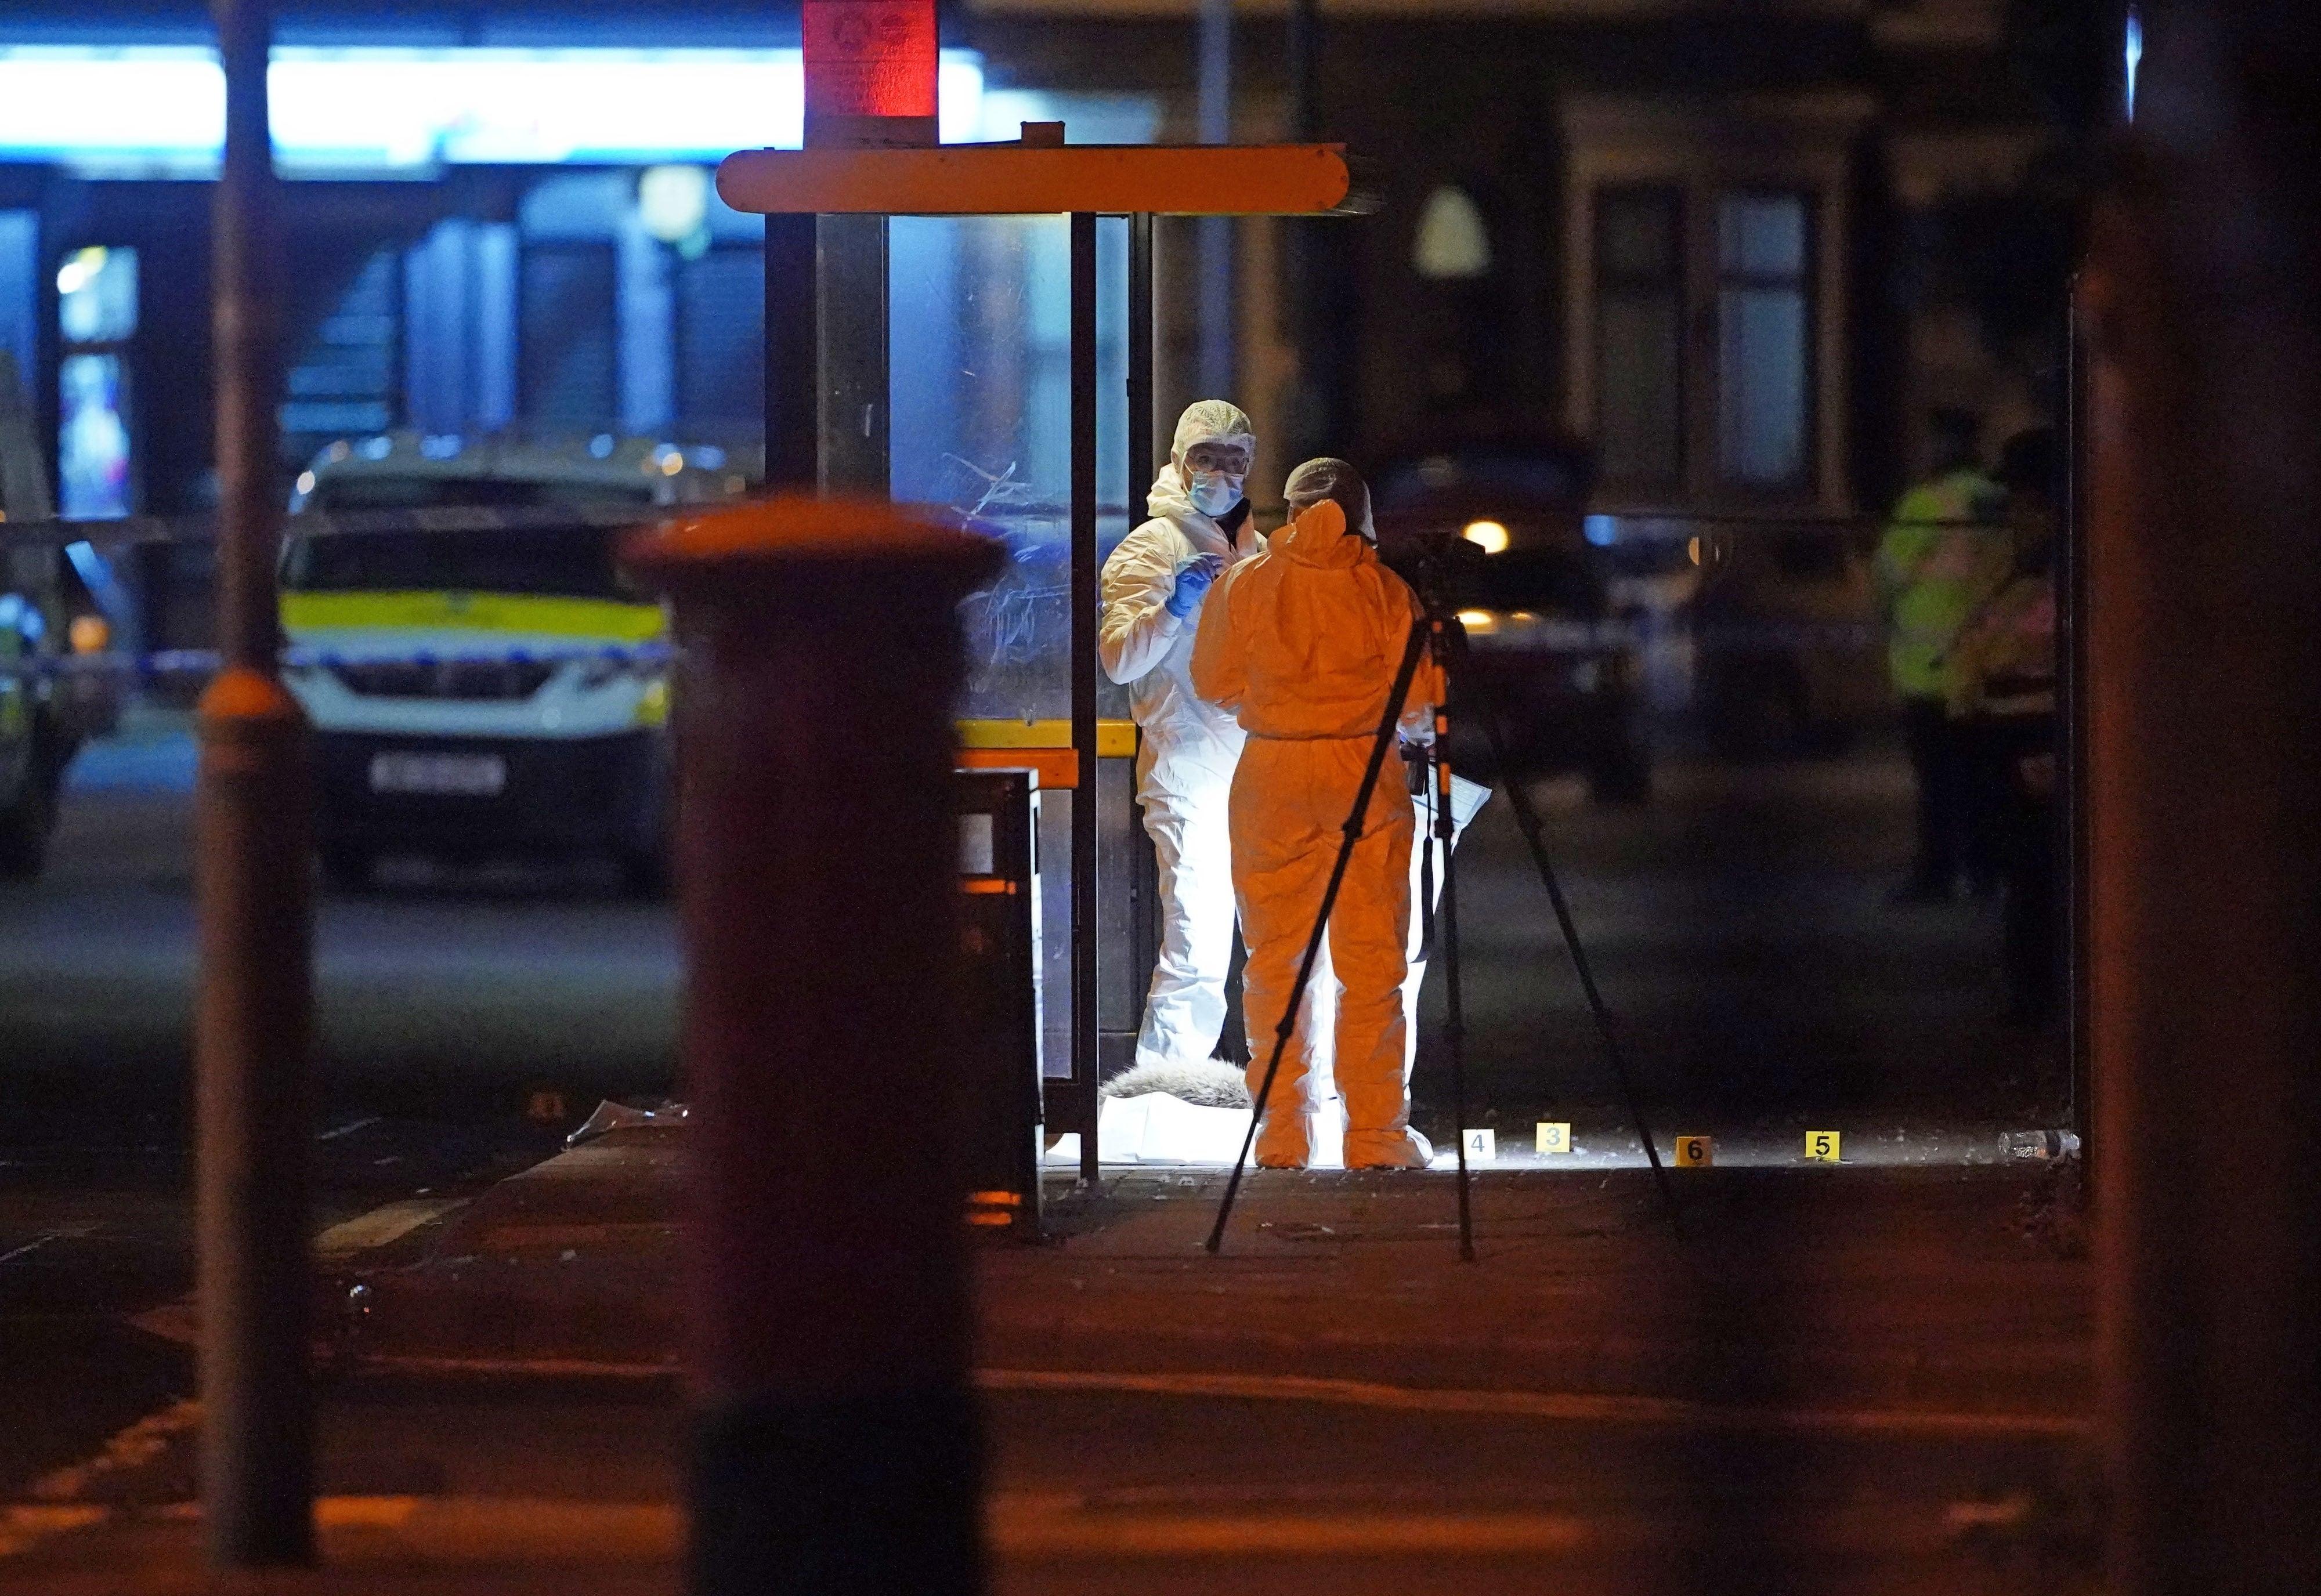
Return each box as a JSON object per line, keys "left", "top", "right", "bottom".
{"left": 802, "top": 0, "right": 938, "bottom": 123}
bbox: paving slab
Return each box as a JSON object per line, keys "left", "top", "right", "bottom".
{"left": 318, "top": 1126, "right": 2088, "bottom": 1417}
{"left": 8, "top": 1128, "right": 2095, "bottom": 1594}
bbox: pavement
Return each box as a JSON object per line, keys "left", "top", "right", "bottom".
{"left": 2, "top": 1124, "right": 2098, "bottom": 1593}
{"left": 2, "top": 715, "right": 2087, "bottom": 1588}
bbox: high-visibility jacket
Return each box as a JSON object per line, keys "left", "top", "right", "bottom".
{"left": 1874, "top": 469, "right": 2011, "bottom": 699}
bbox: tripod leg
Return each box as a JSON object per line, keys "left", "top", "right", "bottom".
{"left": 1476, "top": 704, "right": 1683, "bottom": 1239}
{"left": 1433, "top": 739, "right": 1477, "bottom": 1263}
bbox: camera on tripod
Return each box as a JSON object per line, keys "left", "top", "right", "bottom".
{"left": 1368, "top": 433, "right": 1651, "bottom": 803}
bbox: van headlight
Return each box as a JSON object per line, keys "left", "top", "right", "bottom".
{"left": 635, "top": 677, "right": 670, "bottom": 726}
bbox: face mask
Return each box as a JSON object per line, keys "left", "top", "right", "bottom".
{"left": 1188, "top": 469, "right": 1243, "bottom": 517}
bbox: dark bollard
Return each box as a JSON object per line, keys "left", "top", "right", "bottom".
{"left": 195, "top": 669, "right": 315, "bottom": 1565}
{"left": 198, "top": 0, "right": 316, "bottom": 1566}
{"left": 625, "top": 499, "right": 1003, "bottom": 1596}
{"left": 2084, "top": 28, "right": 2321, "bottom": 1586}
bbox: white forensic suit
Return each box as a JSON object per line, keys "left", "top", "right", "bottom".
{"left": 1191, "top": 496, "right": 1445, "bottom": 1169}
{"left": 1098, "top": 402, "right": 1262, "bottom": 1077}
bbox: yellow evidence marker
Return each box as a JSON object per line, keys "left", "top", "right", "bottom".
{"left": 1536, "top": 1121, "right": 1572, "bottom": 1154}
{"left": 1461, "top": 1128, "right": 1496, "bottom": 1163}
{"left": 1672, "top": 1135, "right": 1713, "bottom": 1168}
{"left": 1805, "top": 1130, "right": 1842, "bottom": 1163}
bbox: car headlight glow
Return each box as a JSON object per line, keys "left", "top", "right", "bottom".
{"left": 1462, "top": 520, "right": 1510, "bottom": 555}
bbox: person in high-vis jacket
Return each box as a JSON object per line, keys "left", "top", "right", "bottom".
{"left": 1875, "top": 407, "right": 2011, "bottom": 902}
{"left": 1947, "top": 428, "right": 2060, "bottom": 1023}
{"left": 1191, "top": 460, "right": 1443, "bottom": 1170}
{"left": 1099, "top": 400, "right": 1263, "bottom": 1085}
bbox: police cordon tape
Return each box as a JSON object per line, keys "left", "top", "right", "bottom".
{"left": 5, "top": 498, "right": 1883, "bottom": 683}
{"left": 6, "top": 617, "right": 1896, "bottom": 690}
{"left": 0, "top": 500, "right": 673, "bottom": 551}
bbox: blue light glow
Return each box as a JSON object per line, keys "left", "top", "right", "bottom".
{"left": 0, "top": 46, "right": 986, "bottom": 177}
{"left": 1584, "top": 513, "right": 1618, "bottom": 548}
{"left": 2124, "top": 10, "right": 2142, "bottom": 123}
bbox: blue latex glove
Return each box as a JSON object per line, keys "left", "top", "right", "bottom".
{"left": 1162, "top": 553, "right": 1224, "bottom": 620}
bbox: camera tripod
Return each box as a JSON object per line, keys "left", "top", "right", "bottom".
{"left": 1205, "top": 600, "right": 1680, "bottom": 1258}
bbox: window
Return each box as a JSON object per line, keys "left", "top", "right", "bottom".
{"left": 1715, "top": 192, "right": 1812, "bottom": 490}
{"left": 1584, "top": 184, "right": 1821, "bottom": 503}
{"left": 281, "top": 251, "right": 400, "bottom": 450}
{"left": 281, "top": 524, "right": 634, "bottom": 600}
{"left": 1, "top": 211, "right": 34, "bottom": 410}
{"left": 520, "top": 243, "right": 619, "bottom": 430}
{"left": 406, "top": 220, "right": 520, "bottom": 436}
{"left": 56, "top": 246, "right": 137, "bottom": 519}
{"left": 676, "top": 245, "right": 765, "bottom": 439}
{"left": 1593, "top": 187, "right": 1684, "bottom": 490}
{"left": 1563, "top": 93, "right": 1861, "bottom": 513}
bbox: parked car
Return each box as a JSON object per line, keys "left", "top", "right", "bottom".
{"left": 3, "top": 350, "right": 125, "bottom": 880}
{"left": 1368, "top": 433, "right": 1651, "bottom": 802}
{"left": 288, "top": 430, "right": 758, "bottom": 515}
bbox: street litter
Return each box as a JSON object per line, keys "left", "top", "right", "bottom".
{"left": 565, "top": 1100, "right": 690, "bottom": 1148}
{"left": 1097, "top": 1092, "right": 1253, "bottom": 1165}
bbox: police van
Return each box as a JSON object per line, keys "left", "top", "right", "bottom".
{"left": 280, "top": 432, "right": 754, "bottom": 891}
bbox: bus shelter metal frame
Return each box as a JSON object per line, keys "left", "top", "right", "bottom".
{"left": 721, "top": 140, "right": 1354, "bottom": 1182}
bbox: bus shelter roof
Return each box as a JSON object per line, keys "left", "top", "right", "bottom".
{"left": 714, "top": 142, "right": 1354, "bottom": 217}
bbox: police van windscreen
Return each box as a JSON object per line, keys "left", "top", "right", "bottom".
{"left": 280, "top": 526, "right": 636, "bottom": 602}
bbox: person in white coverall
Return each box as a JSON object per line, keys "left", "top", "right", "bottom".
{"left": 1099, "top": 400, "right": 1263, "bottom": 1080}
{"left": 1191, "top": 460, "right": 1444, "bottom": 1169}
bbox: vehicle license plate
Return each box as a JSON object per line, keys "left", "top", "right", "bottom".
{"left": 368, "top": 752, "right": 507, "bottom": 797}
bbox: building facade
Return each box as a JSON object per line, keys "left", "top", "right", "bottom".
{"left": 968, "top": 0, "right": 2076, "bottom": 515}
{"left": 3, "top": 0, "right": 2080, "bottom": 526}
{"left": 1, "top": 3, "right": 1153, "bottom": 522}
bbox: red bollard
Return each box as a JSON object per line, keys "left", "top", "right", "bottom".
{"left": 624, "top": 499, "right": 1002, "bottom": 1596}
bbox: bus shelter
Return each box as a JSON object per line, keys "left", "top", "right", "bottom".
{"left": 717, "top": 135, "right": 1355, "bottom": 1184}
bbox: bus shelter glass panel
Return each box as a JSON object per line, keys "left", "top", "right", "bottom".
{"left": 890, "top": 215, "right": 1136, "bottom": 1087}
{"left": 889, "top": 214, "right": 1132, "bottom": 723}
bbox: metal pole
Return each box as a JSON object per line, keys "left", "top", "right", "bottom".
{"left": 764, "top": 213, "right": 818, "bottom": 490}
{"left": 1194, "top": 0, "right": 1234, "bottom": 399}
{"left": 816, "top": 215, "right": 889, "bottom": 495}
{"left": 1123, "top": 213, "right": 1165, "bottom": 1045}
{"left": 798, "top": 0, "right": 931, "bottom": 498}
{"left": 641, "top": 501, "right": 1002, "bottom": 1596}
{"left": 2061, "top": 276, "right": 2091, "bottom": 1153}
{"left": 1430, "top": 673, "right": 1474, "bottom": 1265}
{"left": 197, "top": 0, "right": 314, "bottom": 1566}
{"left": 1070, "top": 212, "right": 1100, "bottom": 1184}
{"left": 1279, "top": 0, "right": 1324, "bottom": 462}
{"left": 1129, "top": 213, "right": 1156, "bottom": 518}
